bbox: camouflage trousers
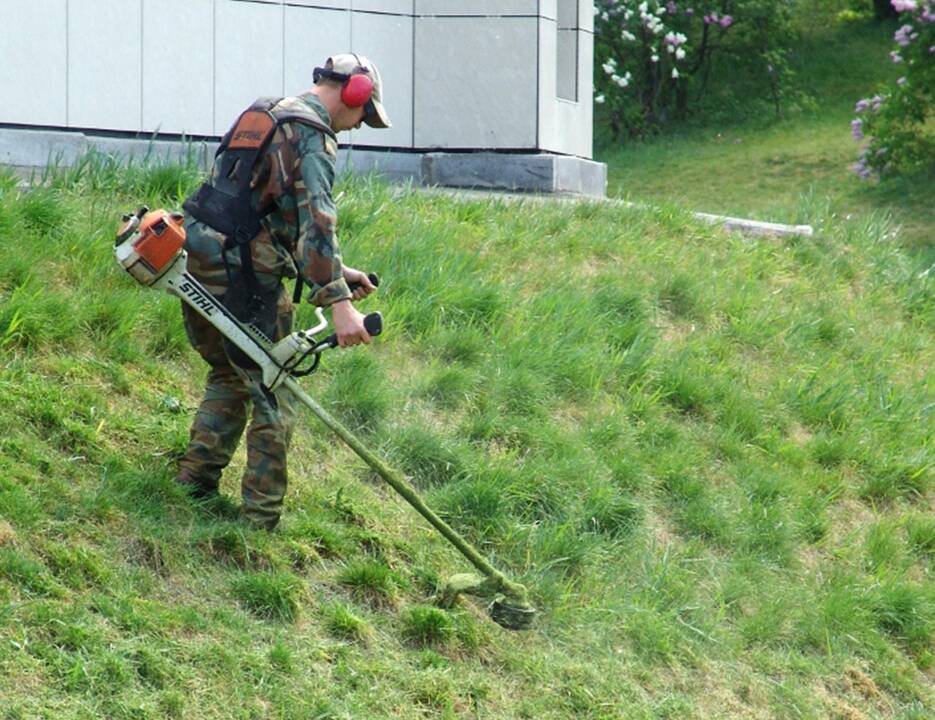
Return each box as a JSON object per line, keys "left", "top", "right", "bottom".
{"left": 177, "top": 295, "right": 297, "bottom": 530}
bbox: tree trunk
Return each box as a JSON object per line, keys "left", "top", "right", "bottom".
{"left": 874, "top": 0, "right": 898, "bottom": 20}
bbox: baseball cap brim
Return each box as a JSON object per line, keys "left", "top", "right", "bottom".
{"left": 365, "top": 98, "right": 391, "bottom": 128}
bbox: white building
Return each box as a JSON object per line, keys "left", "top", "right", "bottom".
{"left": 1, "top": 1, "right": 605, "bottom": 195}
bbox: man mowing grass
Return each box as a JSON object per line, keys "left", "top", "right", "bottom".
{"left": 176, "top": 54, "right": 391, "bottom": 530}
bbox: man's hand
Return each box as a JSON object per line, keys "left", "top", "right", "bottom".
{"left": 343, "top": 266, "right": 377, "bottom": 301}
{"left": 331, "top": 299, "right": 371, "bottom": 347}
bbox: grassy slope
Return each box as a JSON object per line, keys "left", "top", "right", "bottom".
{"left": 597, "top": 18, "right": 935, "bottom": 256}
{"left": 0, "top": 160, "right": 932, "bottom": 719}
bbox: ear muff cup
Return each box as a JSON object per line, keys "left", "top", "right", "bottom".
{"left": 342, "top": 73, "right": 373, "bottom": 108}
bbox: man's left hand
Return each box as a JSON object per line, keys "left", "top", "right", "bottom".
{"left": 343, "top": 267, "right": 377, "bottom": 301}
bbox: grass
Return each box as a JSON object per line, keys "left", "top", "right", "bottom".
{"left": 597, "top": 16, "right": 935, "bottom": 257}
{"left": 1, "top": 157, "right": 931, "bottom": 718}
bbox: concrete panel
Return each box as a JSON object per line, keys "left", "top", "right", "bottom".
{"left": 557, "top": 0, "right": 578, "bottom": 28}
{"left": 0, "top": 0, "right": 68, "bottom": 126}
{"left": 556, "top": 28, "right": 578, "bottom": 101}
{"left": 67, "top": 0, "right": 143, "bottom": 131}
{"left": 579, "top": 0, "right": 595, "bottom": 33}
{"left": 415, "top": 0, "right": 538, "bottom": 15}
{"left": 289, "top": 1, "right": 351, "bottom": 8}
{"left": 414, "top": 17, "right": 537, "bottom": 149}
{"left": 349, "top": 11, "right": 413, "bottom": 148}
{"left": 141, "top": 0, "right": 214, "bottom": 136}
{"left": 214, "top": 0, "right": 284, "bottom": 135}
{"left": 284, "top": 6, "right": 351, "bottom": 96}
{"left": 352, "top": 0, "right": 412, "bottom": 15}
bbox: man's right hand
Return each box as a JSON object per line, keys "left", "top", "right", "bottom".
{"left": 330, "top": 299, "right": 371, "bottom": 347}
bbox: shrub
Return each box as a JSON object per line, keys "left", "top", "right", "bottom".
{"left": 852, "top": 2, "right": 935, "bottom": 177}
{"left": 594, "top": 0, "right": 799, "bottom": 138}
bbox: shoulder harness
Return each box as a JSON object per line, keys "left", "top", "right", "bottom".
{"left": 183, "top": 97, "right": 337, "bottom": 312}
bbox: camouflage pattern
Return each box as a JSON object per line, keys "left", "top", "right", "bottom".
{"left": 177, "top": 296, "right": 297, "bottom": 530}
{"left": 178, "top": 92, "right": 347, "bottom": 529}
{"left": 183, "top": 92, "right": 351, "bottom": 307}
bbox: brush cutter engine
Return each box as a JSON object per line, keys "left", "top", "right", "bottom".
{"left": 114, "top": 207, "right": 381, "bottom": 389}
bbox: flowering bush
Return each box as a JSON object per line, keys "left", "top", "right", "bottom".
{"left": 852, "top": 1, "right": 935, "bottom": 177}
{"left": 594, "top": 0, "right": 798, "bottom": 139}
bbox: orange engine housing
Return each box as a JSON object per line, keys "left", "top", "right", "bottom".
{"left": 134, "top": 210, "right": 186, "bottom": 273}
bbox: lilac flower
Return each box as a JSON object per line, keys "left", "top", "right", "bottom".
{"left": 855, "top": 99, "right": 870, "bottom": 112}
{"left": 852, "top": 160, "right": 872, "bottom": 179}
{"left": 871, "top": 95, "right": 884, "bottom": 111}
{"left": 704, "top": 13, "right": 718, "bottom": 24}
{"left": 891, "top": 0, "right": 917, "bottom": 12}
{"left": 930, "top": 45, "right": 935, "bottom": 53}
{"left": 891, "top": 50, "right": 904, "bottom": 63}
{"left": 894, "top": 24, "right": 914, "bottom": 47}
{"left": 851, "top": 119, "right": 865, "bottom": 141}
{"left": 897, "top": 76, "right": 907, "bottom": 85}
{"left": 685, "top": 8, "right": 695, "bottom": 17}
{"left": 719, "top": 15, "right": 734, "bottom": 28}
{"left": 667, "top": 1, "right": 678, "bottom": 14}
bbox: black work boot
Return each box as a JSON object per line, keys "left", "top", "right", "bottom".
{"left": 175, "top": 470, "right": 219, "bottom": 500}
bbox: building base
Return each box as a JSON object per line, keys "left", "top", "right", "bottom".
{"left": 1, "top": 127, "right": 607, "bottom": 198}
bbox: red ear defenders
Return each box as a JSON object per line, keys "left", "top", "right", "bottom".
{"left": 313, "top": 67, "right": 374, "bottom": 108}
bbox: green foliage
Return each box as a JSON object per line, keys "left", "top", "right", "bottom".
{"left": 852, "top": 3, "right": 935, "bottom": 176}
{"left": 594, "top": 0, "right": 800, "bottom": 138}
{"left": 230, "top": 570, "right": 303, "bottom": 621}
{"left": 400, "top": 605, "right": 455, "bottom": 647}
{"left": 0, "top": 160, "right": 933, "bottom": 717}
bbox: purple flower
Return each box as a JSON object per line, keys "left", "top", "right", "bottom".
{"left": 894, "top": 24, "right": 914, "bottom": 46}
{"left": 704, "top": 13, "right": 718, "bottom": 24}
{"left": 855, "top": 99, "right": 870, "bottom": 112}
{"left": 851, "top": 118, "right": 864, "bottom": 141}
{"left": 685, "top": 8, "right": 695, "bottom": 16}
{"left": 891, "top": 0, "right": 917, "bottom": 12}
{"left": 890, "top": 50, "right": 904, "bottom": 63}
{"left": 930, "top": 45, "right": 935, "bottom": 53}
{"left": 871, "top": 95, "right": 884, "bottom": 111}
{"left": 667, "top": 1, "right": 678, "bottom": 14}
{"left": 897, "top": 76, "right": 907, "bottom": 85}
{"left": 719, "top": 15, "right": 734, "bottom": 28}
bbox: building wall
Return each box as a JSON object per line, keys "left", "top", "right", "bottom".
{"left": 0, "top": 0, "right": 594, "bottom": 157}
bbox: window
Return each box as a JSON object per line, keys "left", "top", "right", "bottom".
{"left": 556, "top": 0, "right": 579, "bottom": 101}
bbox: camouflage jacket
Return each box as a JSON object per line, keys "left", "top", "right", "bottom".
{"left": 183, "top": 93, "right": 351, "bottom": 309}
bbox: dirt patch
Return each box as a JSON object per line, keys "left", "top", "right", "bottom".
{"left": 0, "top": 519, "right": 17, "bottom": 546}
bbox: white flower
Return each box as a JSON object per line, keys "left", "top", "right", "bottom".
{"left": 672, "top": 68, "right": 679, "bottom": 78}
{"left": 611, "top": 73, "right": 622, "bottom": 83}
{"left": 622, "top": 30, "right": 636, "bottom": 41}
{"left": 638, "top": 1, "right": 648, "bottom": 13}
{"left": 595, "top": 94, "right": 606, "bottom": 104}
{"left": 651, "top": 54, "right": 659, "bottom": 63}
{"left": 603, "top": 62, "right": 616, "bottom": 74}
{"left": 618, "top": 76, "right": 630, "bottom": 88}
{"left": 667, "top": 45, "right": 675, "bottom": 54}
{"left": 675, "top": 47, "right": 686, "bottom": 60}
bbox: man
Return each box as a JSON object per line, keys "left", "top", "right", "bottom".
{"left": 176, "top": 53, "right": 391, "bottom": 530}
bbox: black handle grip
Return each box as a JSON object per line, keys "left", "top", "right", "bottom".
{"left": 347, "top": 272, "right": 380, "bottom": 293}
{"left": 318, "top": 311, "right": 383, "bottom": 350}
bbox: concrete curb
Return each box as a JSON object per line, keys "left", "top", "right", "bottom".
{"left": 420, "top": 187, "right": 814, "bottom": 239}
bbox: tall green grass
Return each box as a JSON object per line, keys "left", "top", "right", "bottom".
{"left": 0, "top": 160, "right": 932, "bottom": 718}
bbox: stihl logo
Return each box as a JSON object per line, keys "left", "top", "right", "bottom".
{"left": 233, "top": 131, "right": 264, "bottom": 143}
{"left": 179, "top": 281, "right": 215, "bottom": 316}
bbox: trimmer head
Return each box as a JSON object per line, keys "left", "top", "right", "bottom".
{"left": 437, "top": 572, "right": 537, "bottom": 631}
{"left": 488, "top": 597, "right": 538, "bottom": 631}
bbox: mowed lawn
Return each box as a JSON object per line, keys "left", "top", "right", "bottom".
{"left": 598, "top": 17, "right": 935, "bottom": 256}
{"left": 0, "top": 155, "right": 932, "bottom": 718}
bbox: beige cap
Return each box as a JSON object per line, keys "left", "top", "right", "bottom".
{"left": 319, "top": 53, "right": 391, "bottom": 129}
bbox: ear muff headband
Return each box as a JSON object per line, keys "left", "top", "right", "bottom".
{"left": 313, "top": 67, "right": 373, "bottom": 108}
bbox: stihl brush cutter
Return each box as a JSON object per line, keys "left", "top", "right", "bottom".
{"left": 114, "top": 207, "right": 536, "bottom": 631}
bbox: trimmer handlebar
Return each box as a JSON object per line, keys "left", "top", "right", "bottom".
{"left": 347, "top": 272, "right": 380, "bottom": 293}
{"left": 316, "top": 311, "right": 383, "bottom": 351}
